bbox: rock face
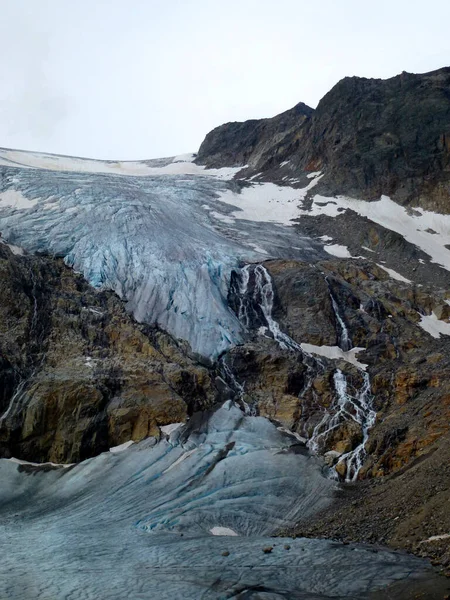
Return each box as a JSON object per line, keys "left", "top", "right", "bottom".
{"left": 225, "top": 259, "right": 450, "bottom": 477}
{"left": 299, "top": 68, "right": 450, "bottom": 212}
{"left": 196, "top": 101, "right": 313, "bottom": 170}
{"left": 0, "top": 243, "right": 216, "bottom": 463}
{"left": 197, "top": 67, "right": 450, "bottom": 212}
{"left": 223, "top": 257, "right": 450, "bottom": 572}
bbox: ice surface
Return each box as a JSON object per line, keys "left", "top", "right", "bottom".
{"left": 0, "top": 150, "right": 325, "bottom": 358}
{"left": 0, "top": 403, "right": 432, "bottom": 599}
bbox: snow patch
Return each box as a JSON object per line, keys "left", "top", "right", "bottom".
{"left": 7, "top": 457, "right": 73, "bottom": 468}
{"left": 417, "top": 312, "right": 450, "bottom": 338}
{"left": 302, "top": 194, "right": 450, "bottom": 271}
{"left": 0, "top": 190, "right": 38, "bottom": 210}
{"left": 110, "top": 441, "right": 134, "bottom": 453}
{"left": 324, "top": 244, "right": 352, "bottom": 258}
{"left": 300, "top": 343, "right": 368, "bottom": 370}
{"left": 376, "top": 264, "right": 412, "bottom": 283}
{"left": 160, "top": 423, "right": 184, "bottom": 436}
{"left": 0, "top": 148, "right": 243, "bottom": 180}
{"left": 218, "top": 175, "right": 323, "bottom": 226}
{"left": 210, "top": 527, "right": 239, "bottom": 536}
{"left": 419, "top": 534, "right": 450, "bottom": 544}
{"left": 0, "top": 239, "right": 24, "bottom": 255}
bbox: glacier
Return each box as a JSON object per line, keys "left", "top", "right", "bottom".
{"left": 0, "top": 402, "right": 434, "bottom": 599}
{"left": 0, "top": 148, "right": 325, "bottom": 359}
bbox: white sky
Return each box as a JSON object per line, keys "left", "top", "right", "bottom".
{"left": 0, "top": 0, "right": 449, "bottom": 160}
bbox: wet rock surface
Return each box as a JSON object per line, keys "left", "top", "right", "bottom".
{"left": 223, "top": 257, "right": 450, "bottom": 575}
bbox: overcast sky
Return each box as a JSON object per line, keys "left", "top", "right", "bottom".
{"left": 0, "top": 0, "right": 449, "bottom": 160}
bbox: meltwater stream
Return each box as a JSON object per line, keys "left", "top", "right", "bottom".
{"left": 0, "top": 403, "right": 434, "bottom": 599}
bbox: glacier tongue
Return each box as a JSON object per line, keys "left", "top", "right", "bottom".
{"left": 0, "top": 151, "right": 324, "bottom": 358}
{"left": 0, "top": 402, "right": 432, "bottom": 599}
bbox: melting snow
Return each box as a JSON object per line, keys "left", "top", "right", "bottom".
{"left": 0, "top": 190, "right": 38, "bottom": 210}
{"left": 419, "top": 534, "right": 450, "bottom": 543}
{"left": 160, "top": 422, "right": 184, "bottom": 436}
{"left": 218, "top": 175, "right": 323, "bottom": 226}
{"left": 417, "top": 312, "right": 450, "bottom": 338}
{"left": 300, "top": 343, "right": 368, "bottom": 370}
{"left": 109, "top": 441, "right": 134, "bottom": 453}
{"left": 7, "top": 457, "right": 73, "bottom": 468}
{"left": 0, "top": 239, "right": 24, "bottom": 255}
{"left": 324, "top": 244, "right": 352, "bottom": 258}
{"left": 302, "top": 194, "right": 450, "bottom": 271}
{"left": 376, "top": 264, "right": 412, "bottom": 283}
{"left": 0, "top": 148, "right": 243, "bottom": 180}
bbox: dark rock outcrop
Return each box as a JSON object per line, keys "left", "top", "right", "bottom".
{"left": 299, "top": 67, "right": 450, "bottom": 211}
{"left": 225, "top": 258, "right": 450, "bottom": 479}
{"left": 196, "top": 102, "right": 313, "bottom": 170}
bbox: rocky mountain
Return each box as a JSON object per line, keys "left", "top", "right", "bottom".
{"left": 1, "top": 67, "right": 450, "bottom": 598}
{"left": 198, "top": 67, "right": 450, "bottom": 212}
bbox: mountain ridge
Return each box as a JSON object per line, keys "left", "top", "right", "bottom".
{"left": 197, "top": 66, "right": 450, "bottom": 212}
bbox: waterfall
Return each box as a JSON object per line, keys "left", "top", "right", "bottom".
{"left": 219, "top": 357, "right": 256, "bottom": 416}
{"left": 233, "top": 263, "right": 376, "bottom": 482}
{"left": 235, "top": 264, "right": 302, "bottom": 352}
{"left": 0, "top": 266, "right": 43, "bottom": 427}
{"left": 327, "top": 281, "right": 351, "bottom": 351}
{"left": 333, "top": 370, "right": 376, "bottom": 481}
{"left": 0, "top": 378, "right": 29, "bottom": 425}
{"left": 308, "top": 369, "right": 375, "bottom": 481}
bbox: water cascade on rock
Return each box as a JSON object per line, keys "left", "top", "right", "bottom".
{"left": 231, "top": 264, "right": 376, "bottom": 481}
{"left": 327, "top": 282, "right": 352, "bottom": 351}
{"left": 234, "top": 264, "right": 302, "bottom": 351}
{"left": 308, "top": 369, "right": 376, "bottom": 481}
{"left": 219, "top": 356, "right": 257, "bottom": 416}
